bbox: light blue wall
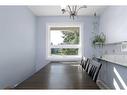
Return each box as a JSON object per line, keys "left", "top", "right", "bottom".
{"left": 98, "top": 6, "right": 127, "bottom": 89}
{"left": 36, "top": 16, "right": 99, "bottom": 71}
{"left": 100, "top": 6, "right": 127, "bottom": 43}
{"left": 0, "top": 6, "right": 36, "bottom": 88}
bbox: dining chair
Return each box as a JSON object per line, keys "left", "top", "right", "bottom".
{"left": 80, "top": 57, "right": 84, "bottom": 66}
{"left": 80, "top": 56, "right": 86, "bottom": 65}
{"left": 82, "top": 58, "right": 88, "bottom": 69}
{"left": 80, "top": 57, "right": 91, "bottom": 72}
{"left": 87, "top": 59, "right": 102, "bottom": 82}
{"left": 84, "top": 58, "right": 90, "bottom": 72}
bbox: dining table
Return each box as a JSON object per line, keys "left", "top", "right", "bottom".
{"left": 15, "top": 62, "right": 99, "bottom": 89}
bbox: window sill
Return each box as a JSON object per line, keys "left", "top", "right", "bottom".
{"left": 47, "top": 56, "right": 81, "bottom": 61}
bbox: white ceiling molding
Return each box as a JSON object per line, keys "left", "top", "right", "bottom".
{"left": 28, "top": 6, "right": 107, "bottom": 16}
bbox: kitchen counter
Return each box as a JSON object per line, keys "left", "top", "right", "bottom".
{"left": 96, "top": 55, "right": 127, "bottom": 67}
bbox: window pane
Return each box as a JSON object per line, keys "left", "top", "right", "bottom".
{"left": 51, "top": 48, "right": 78, "bottom": 55}
{"left": 50, "top": 27, "right": 79, "bottom": 45}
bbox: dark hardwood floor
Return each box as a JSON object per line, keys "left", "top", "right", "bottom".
{"left": 15, "top": 62, "right": 99, "bottom": 89}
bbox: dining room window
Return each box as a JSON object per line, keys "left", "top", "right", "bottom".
{"left": 46, "top": 23, "right": 82, "bottom": 60}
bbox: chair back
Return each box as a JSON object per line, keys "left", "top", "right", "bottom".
{"left": 80, "top": 56, "right": 88, "bottom": 68}
{"left": 84, "top": 59, "right": 90, "bottom": 72}
{"left": 81, "top": 57, "right": 90, "bottom": 72}
{"left": 80, "top": 56, "right": 85, "bottom": 65}
{"left": 88, "top": 59, "right": 102, "bottom": 82}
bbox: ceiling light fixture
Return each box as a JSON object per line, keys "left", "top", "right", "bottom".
{"left": 61, "top": 5, "right": 87, "bottom": 20}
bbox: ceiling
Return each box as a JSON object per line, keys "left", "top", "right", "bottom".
{"left": 28, "top": 6, "right": 107, "bottom": 16}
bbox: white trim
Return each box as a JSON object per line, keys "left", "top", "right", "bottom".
{"left": 50, "top": 45, "right": 80, "bottom": 48}
{"left": 46, "top": 22, "right": 84, "bottom": 61}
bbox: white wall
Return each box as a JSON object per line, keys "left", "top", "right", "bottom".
{"left": 99, "top": 6, "right": 127, "bottom": 43}
{"left": 0, "top": 6, "right": 36, "bottom": 88}
{"left": 36, "top": 16, "right": 99, "bottom": 71}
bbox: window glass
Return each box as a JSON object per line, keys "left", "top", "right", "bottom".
{"left": 50, "top": 27, "right": 79, "bottom": 45}
{"left": 51, "top": 48, "right": 79, "bottom": 56}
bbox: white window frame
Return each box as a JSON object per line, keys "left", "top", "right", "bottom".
{"left": 46, "top": 23, "right": 83, "bottom": 61}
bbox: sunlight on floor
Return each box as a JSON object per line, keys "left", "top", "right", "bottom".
{"left": 113, "top": 67, "right": 127, "bottom": 90}
{"left": 113, "top": 78, "right": 120, "bottom": 90}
